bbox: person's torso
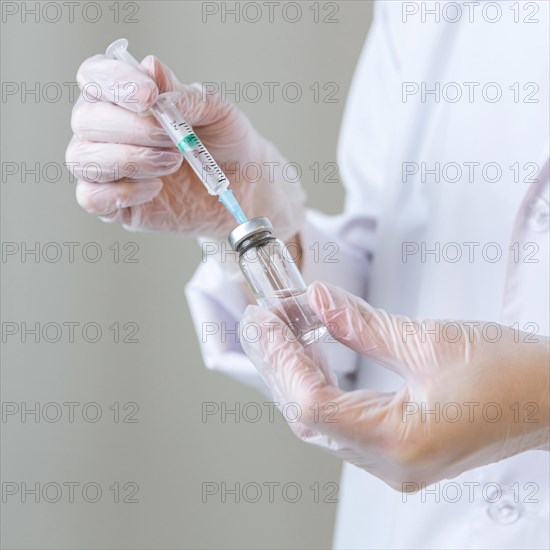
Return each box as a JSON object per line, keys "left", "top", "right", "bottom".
{"left": 335, "top": 1, "right": 549, "bottom": 548}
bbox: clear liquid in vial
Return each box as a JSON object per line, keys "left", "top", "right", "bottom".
{"left": 254, "top": 289, "right": 327, "bottom": 346}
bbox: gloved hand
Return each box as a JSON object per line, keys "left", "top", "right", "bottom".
{"left": 66, "top": 54, "right": 305, "bottom": 239}
{"left": 241, "top": 281, "right": 550, "bottom": 490}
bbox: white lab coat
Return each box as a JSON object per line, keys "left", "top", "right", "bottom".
{"left": 186, "top": 1, "right": 550, "bottom": 548}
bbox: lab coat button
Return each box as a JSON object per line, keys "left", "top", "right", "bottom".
{"left": 487, "top": 498, "right": 523, "bottom": 524}
{"left": 526, "top": 197, "right": 549, "bottom": 232}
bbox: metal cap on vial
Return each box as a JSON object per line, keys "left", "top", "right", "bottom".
{"left": 227, "top": 216, "right": 273, "bottom": 252}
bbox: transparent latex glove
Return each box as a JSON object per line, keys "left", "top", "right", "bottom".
{"left": 241, "top": 281, "right": 550, "bottom": 491}
{"left": 66, "top": 54, "right": 305, "bottom": 239}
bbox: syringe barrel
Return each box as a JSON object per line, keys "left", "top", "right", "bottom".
{"left": 105, "top": 39, "right": 229, "bottom": 197}
{"left": 153, "top": 96, "right": 226, "bottom": 195}
{"left": 148, "top": 95, "right": 189, "bottom": 149}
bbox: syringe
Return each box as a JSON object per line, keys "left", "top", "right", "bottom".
{"left": 106, "top": 38, "right": 247, "bottom": 224}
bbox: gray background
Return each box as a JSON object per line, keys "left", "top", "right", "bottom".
{"left": 1, "top": 1, "right": 372, "bottom": 548}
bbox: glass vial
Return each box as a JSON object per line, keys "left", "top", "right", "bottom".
{"left": 228, "top": 217, "right": 327, "bottom": 346}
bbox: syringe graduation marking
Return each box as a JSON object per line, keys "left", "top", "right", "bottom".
{"left": 176, "top": 135, "right": 227, "bottom": 184}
